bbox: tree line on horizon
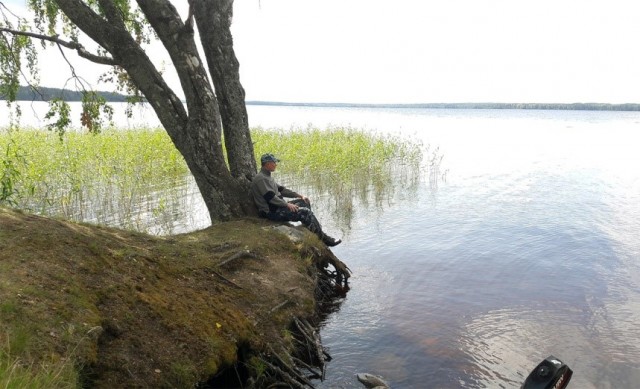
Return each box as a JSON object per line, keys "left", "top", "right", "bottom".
{"left": 3, "top": 86, "right": 639, "bottom": 112}
{"left": 246, "top": 101, "right": 640, "bottom": 111}
{"left": 1, "top": 85, "right": 131, "bottom": 102}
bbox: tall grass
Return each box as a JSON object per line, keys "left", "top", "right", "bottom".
{"left": 1, "top": 332, "right": 79, "bottom": 389}
{"left": 251, "top": 126, "right": 429, "bottom": 228}
{"left": 0, "top": 354, "right": 78, "bottom": 389}
{"left": 0, "top": 127, "right": 189, "bottom": 233}
{"left": 1, "top": 126, "right": 433, "bottom": 233}
{"left": 252, "top": 126, "right": 423, "bottom": 174}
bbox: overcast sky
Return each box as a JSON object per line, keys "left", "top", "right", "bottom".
{"left": 231, "top": 0, "right": 640, "bottom": 104}
{"left": 5, "top": 0, "right": 640, "bottom": 104}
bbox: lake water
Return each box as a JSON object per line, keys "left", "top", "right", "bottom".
{"left": 3, "top": 102, "right": 640, "bottom": 388}
{"left": 248, "top": 106, "right": 640, "bottom": 388}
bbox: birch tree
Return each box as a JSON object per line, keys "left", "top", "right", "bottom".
{"left": 0, "top": 0, "right": 257, "bottom": 221}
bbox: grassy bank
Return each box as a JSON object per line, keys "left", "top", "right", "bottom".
{"left": 1, "top": 126, "right": 427, "bottom": 234}
{"left": 0, "top": 207, "right": 337, "bottom": 388}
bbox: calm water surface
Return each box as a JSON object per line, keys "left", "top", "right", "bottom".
{"left": 249, "top": 106, "right": 640, "bottom": 388}
{"left": 3, "top": 103, "right": 640, "bottom": 388}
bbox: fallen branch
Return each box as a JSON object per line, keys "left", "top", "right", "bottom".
{"left": 217, "top": 249, "right": 258, "bottom": 267}
{"left": 209, "top": 269, "right": 242, "bottom": 289}
{"left": 270, "top": 299, "right": 291, "bottom": 313}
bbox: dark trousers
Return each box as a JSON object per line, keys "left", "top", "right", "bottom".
{"left": 263, "top": 199, "right": 324, "bottom": 236}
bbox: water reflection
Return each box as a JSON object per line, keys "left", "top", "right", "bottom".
{"left": 18, "top": 176, "right": 210, "bottom": 235}
{"left": 278, "top": 155, "right": 432, "bottom": 236}
{"left": 313, "top": 109, "right": 640, "bottom": 389}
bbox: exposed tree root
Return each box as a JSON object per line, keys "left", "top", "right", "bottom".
{"left": 249, "top": 317, "right": 331, "bottom": 388}
{"left": 209, "top": 268, "right": 243, "bottom": 289}
{"left": 303, "top": 244, "right": 352, "bottom": 296}
{"left": 202, "top": 235, "right": 351, "bottom": 388}
{"left": 246, "top": 247, "right": 349, "bottom": 388}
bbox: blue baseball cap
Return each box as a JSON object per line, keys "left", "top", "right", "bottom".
{"left": 260, "top": 153, "right": 280, "bottom": 164}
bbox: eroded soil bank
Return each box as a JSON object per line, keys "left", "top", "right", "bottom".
{"left": 0, "top": 207, "right": 348, "bottom": 388}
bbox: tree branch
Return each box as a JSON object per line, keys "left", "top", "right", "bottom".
{"left": 96, "top": 0, "right": 127, "bottom": 30}
{"left": 55, "top": 0, "right": 188, "bottom": 129}
{"left": 0, "top": 27, "right": 116, "bottom": 65}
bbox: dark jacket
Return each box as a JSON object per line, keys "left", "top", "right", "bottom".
{"left": 250, "top": 167, "right": 299, "bottom": 214}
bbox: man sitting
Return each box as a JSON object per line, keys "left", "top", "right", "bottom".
{"left": 251, "top": 153, "right": 341, "bottom": 247}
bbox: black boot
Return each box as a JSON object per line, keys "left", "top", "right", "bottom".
{"left": 322, "top": 234, "right": 342, "bottom": 247}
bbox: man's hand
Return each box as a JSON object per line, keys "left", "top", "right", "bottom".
{"left": 287, "top": 203, "right": 299, "bottom": 212}
{"left": 299, "top": 195, "right": 310, "bottom": 205}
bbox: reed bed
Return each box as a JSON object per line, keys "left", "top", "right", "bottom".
{"left": 251, "top": 126, "right": 428, "bottom": 228}
{"left": 1, "top": 126, "right": 431, "bottom": 234}
{"left": 252, "top": 126, "right": 423, "bottom": 175}
{"left": 0, "top": 127, "right": 190, "bottom": 233}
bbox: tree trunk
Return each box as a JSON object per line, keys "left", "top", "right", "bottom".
{"left": 53, "top": 0, "right": 257, "bottom": 221}
{"left": 194, "top": 0, "right": 257, "bottom": 183}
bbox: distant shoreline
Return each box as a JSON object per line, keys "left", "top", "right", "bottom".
{"left": 4, "top": 86, "right": 639, "bottom": 111}
{"left": 246, "top": 101, "right": 640, "bottom": 112}
{"left": 3, "top": 86, "right": 130, "bottom": 103}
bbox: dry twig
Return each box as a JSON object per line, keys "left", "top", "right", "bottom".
{"left": 217, "top": 249, "right": 258, "bottom": 267}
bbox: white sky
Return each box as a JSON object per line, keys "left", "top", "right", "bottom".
{"left": 4, "top": 0, "right": 640, "bottom": 104}
{"left": 231, "top": 0, "right": 640, "bottom": 104}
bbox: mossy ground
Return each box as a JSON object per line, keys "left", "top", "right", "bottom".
{"left": 0, "top": 207, "right": 329, "bottom": 388}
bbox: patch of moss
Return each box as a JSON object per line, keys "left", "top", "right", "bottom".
{"left": 0, "top": 207, "right": 328, "bottom": 387}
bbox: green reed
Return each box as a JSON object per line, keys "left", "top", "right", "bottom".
{"left": 0, "top": 127, "right": 189, "bottom": 232}
{"left": 251, "top": 126, "right": 429, "bottom": 229}
{"left": 1, "top": 125, "right": 432, "bottom": 234}
{"left": 252, "top": 126, "right": 423, "bottom": 177}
